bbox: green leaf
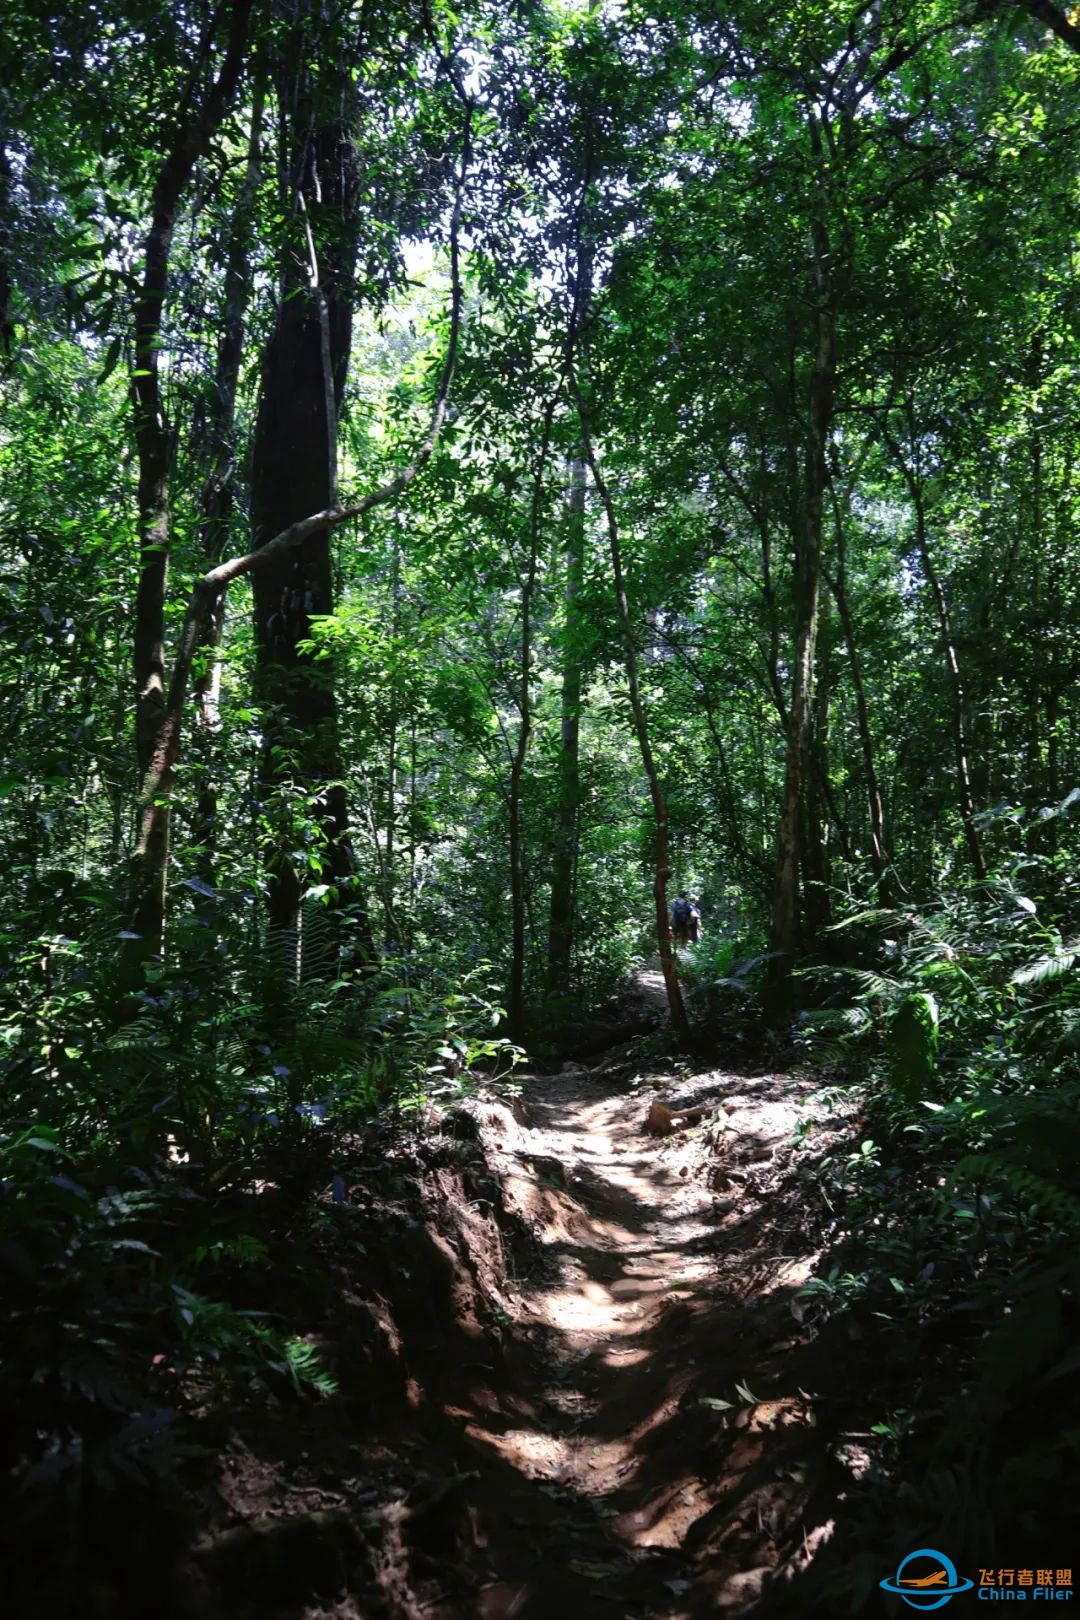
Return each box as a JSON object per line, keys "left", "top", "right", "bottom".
{"left": 1012, "top": 951, "right": 1079, "bottom": 987}
{"left": 889, "top": 993, "right": 939, "bottom": 1102}
{"left": 99, "top": 334, "right": 123, "bottom": 384}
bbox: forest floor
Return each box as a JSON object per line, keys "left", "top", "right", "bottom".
{"left": 160, "top": 972, "right": 894, "bottom": 1620}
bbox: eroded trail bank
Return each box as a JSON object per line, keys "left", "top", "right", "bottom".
{"left": 443, "top": 1056, "right": 835, "bottom": 1613}
{"left": 431, "top": 1060, "right": 846, "bottom": 1617}
{"left": 171, "top": 1042, "right": 871, "bottom": 1620}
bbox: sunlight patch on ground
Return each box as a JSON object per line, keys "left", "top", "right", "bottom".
{"left": 599, "top": 1344, "right": 650, "bottom": 1367}
{"left": 463, "top": 1423, "right": 635, "bottom": 1490}
{"left": 531, "top": 1282, "right": 648, "bottom": 1336}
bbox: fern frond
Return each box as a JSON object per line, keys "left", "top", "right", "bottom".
{"left": 282, "top": 1337, "right": 338, "bottom": 1398}
{"left": 1012, "top": 950, "right": 1080, "bottom": 988}
{"left": 848, "top": 969, "right": 902, "bottom": 1001}
{"left": 955, "top": 1154, "right": 1080, "bottom": 1230}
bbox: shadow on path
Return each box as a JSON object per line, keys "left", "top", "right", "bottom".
{"left": 438, "top": 1046, "right": 861, "bottom": 1618}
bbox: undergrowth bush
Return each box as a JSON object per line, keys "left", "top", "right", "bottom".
{"left": 791, "top": 858, "right": 1080, "bottom": 1593}
{"left": 0, "top": 1122, "right": 343, "bottom": 1511}
{"left": 0, "top": 911, "right": 518, "bottom": 1520}
{"left": 680, "top": 927, "right": 770, "bottom": 1031}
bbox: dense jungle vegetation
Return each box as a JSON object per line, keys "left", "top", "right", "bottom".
{"left": 3, "top": 0, "right": 1080, "bottom": 1614}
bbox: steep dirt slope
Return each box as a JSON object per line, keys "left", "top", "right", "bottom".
{"left": 172, "top": 1036, "right": 867, "bottom": 1620}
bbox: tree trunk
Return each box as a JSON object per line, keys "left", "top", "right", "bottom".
{"left": 382, "top": 539, "right": 403, "bottom": 944}
{"left": 508, "top": 401, "right": 559, "bottom": 1041}
{"left": 826, "top": 501, "right": 891, "bottom": 901}
{"left": 547, "top": 452, "right": 586, "bottom": 997}
{"left": 408, "top": 716, "right": 419, "bottom": 914}
{"left": 577, "top": 399, "right": 690, "bottom": 1042}
{"left": 0, "top": 137, "right": 15, "bottom": 353}
{"left": 250, "top": 100, "right": 360, "bottom": 976}
{"left": 888, "top": 408, "right": 987, "bottom": 880}
{"left": 916, "top": 503, "right": 987, "bottom": 880}
{"left": 509, "top": 148, "right": 590, "bottom": 1035}
{"left": 507, "top": 724, "right": 528, "bottom": 1040}
{"left": 1010, "top": 0, "right": 1080, "bottom": 56}
{"left": 125, "top": 0, "right": 254, "bottom": 966}
{"left": 192, "top": 86, "right": 264, "bottom": 916}
{"left": 701, "top": 688, "right": 771, "bottom": 882}
{"left": 766, "top": 190, "right": 836, "bottom": 1021}
{"left": 802, "top": 634, "right": 833, "bottom": 941}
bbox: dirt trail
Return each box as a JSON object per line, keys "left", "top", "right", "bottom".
{"left": 183, "top": 1005, "right": 863, "bottom": 1620}
{"left": 428, "top": 1043, "right": 851, "bottom": 1619}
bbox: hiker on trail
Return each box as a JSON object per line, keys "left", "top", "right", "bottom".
{"left": 671, "top": 892, "right": 702, "bottom": 947}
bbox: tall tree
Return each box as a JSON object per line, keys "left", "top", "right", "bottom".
{"left": 123, "top": 100, "right": 471, "bottom": 995}
{"left": 249, "top": 42, "right": 361, "bottom": 971}
{"left": 547, "top": 452, "right": 587, "bottom": 996}
{"left": 765, "top": 99, "right": 839, "bottom": 1014}
{"left": 127, "top": 0, "right": 254, "bottom": 961}
{"left": 578, "top": 395, "right": 691, "bottom": 1041}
